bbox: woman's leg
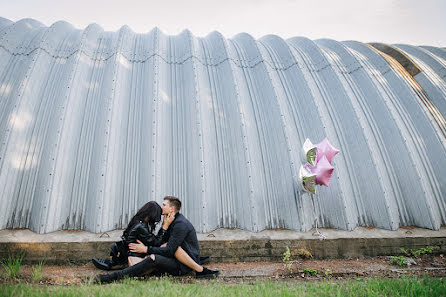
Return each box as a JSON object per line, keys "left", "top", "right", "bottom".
{"left": 128, "top": 256, "right": 155, "bottom": 275}
{"left": 174, "top": 247, "right": 203, "bottom": 272}
{"left": 128, "top": 256, "right": 145, "bottom": 267}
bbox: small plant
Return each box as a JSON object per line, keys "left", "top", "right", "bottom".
{"left": 391, "top": 256, "right": 408, "bottom": 267}
{"left": 400, "top": 246, "right": 440, "bottom": 258}
{"left": 400, "top": 247, "right": 409, "bottom": 256}
{"left": 31, "top": 259, "right": 45, "bottom": 282}
{"left": 324, "top": 269, "right": 332, "bottom": 278}
{"left": 300, "top": 268, "right": 317, "bottom": 276}
{"left": 282, "top": 246, "right": 293, "bottom": 272}
{"left": 1, "top": 252, "right": 25, "bottom": 278}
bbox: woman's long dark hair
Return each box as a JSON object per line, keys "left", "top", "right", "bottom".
{"left": 123, "top": 201, "right": 162, "bottom": 238}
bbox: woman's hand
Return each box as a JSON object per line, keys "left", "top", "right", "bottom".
{"left": 129, "top": 240, "right": 148, "bottom": 254}
{"left": 162, "top": 212, "right": 175, "bottom": 230}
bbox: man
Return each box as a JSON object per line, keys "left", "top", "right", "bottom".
{"left": 96, "top": 196, "right": 219, "bottom": 283}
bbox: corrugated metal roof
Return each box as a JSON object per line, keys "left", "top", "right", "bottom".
{"left": 394, "top": 44, "right": 446, "bottom": 119}
{"left": 0, "top": 17, "right": 445, "bottom": 234}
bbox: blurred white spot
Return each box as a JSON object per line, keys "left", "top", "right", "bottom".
{"left": 9, "top": 109, "right": 33, "bottom": 132}
{"left": 83, "top": 81, "right": 100, "bottom": 90}
{"left": 79, "top": 55, "right": 92, "bottom": 66}
{"left": 10, "top": 152, "right": 38, "bottom": 170}
{"left": 202, "top": 88, "right": 213, "bottom": 110}
{"left": 10, "top": 137, "right": 38, "bottom": 170}
{"left": 0, "top": 83, "right": 11, "bottom": 95}
{"left": 160, "top": 89, "right": 170, "bottom": 103}
{"left": 56, "top": 58, "right": 67, "bottom": 65}
{"left": 118, "top": 53, "right": 131, "bottom": 69}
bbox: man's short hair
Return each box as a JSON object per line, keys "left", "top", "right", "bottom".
{"left": 163, "top": 196, "right": 182, "bottom": 213}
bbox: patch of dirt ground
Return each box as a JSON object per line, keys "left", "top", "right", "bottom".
{"left": 1, "top": 255, "right": 445, "bottom": 285}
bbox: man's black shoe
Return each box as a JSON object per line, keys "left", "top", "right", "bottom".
{"left": 195, "top": 267, "right": 220, "bottom": 279}
{"left": 200, "top": 256, "right": 211, "bottom": 265}
{"left": 93, "top": 272, "right": 114, "bottom": 284}
{"left": 92, "top": 258, "right": 113, "bottom": 271}
{"left": 94, "top": 270, "right": 122, "bottom": 284}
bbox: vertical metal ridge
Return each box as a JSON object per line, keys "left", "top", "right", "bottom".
{"left": 212, "top": 32, "right": 251, "bottom": 230}
{"left": 231, "top": 36, "right": 276, "bottom": 231}
{"left": 46, "top": 24, "right": 94, "bottom": 231}
{"left": 0, "top": 22, "right": 54, "bottom": 232}
{"left": 188, "top": 31, "right": 207, "bottom": 231}
{"left": 226, "top": 38, "right": 258, "bottom": 231}
{"left": 250, "top": 39, "right": 277, "bottom": 229}
{"left": 318, "top": 40, "right": 403, "bottom": 230}
{"left": 288, "top": 38, "right": 359, "bottom": 230}
{"left": 199, "top": 35, "right": 226, "bottom": 230}
{"left": 39, "top": 30, "right": 80, "bottom": 232}
{"left": 94, "top": 26, "right": 128, "bottom": 232}
{"left": 150, "top": 28, "right": 159, "bottom": 204}
{"left": 359, "top": 47, "right": 442, "bottom": 229}
{"left": 347, "top": 42, "right": 446, "bottom": 228}
{"left": 369, "top": 46, "right": 446, "bottom": 225}
{"left": 280, "top": 39, "right": 320, "bottom": 230}
{"left": 244, "top": 38, "right": 275, "bottom": 230}
{"left": 255, "top": 38, "right": 301, "bottom": 230}
{"left": 71, "top": 30, "right": 105, "bottom": 231}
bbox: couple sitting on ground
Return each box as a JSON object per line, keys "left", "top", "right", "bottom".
{"left": 92, "top": 196, "right": 219, "bottom": 283}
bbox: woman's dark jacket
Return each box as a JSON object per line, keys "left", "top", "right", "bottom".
{"left": 122, "top": 221, "right": 167, "bottom": 258}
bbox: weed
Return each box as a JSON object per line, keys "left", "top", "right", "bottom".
{"left": 282, "top": 246, "right": 293, "bottom": 272}
{"left": 1, "top": 253, "right": 25, "bottom": 278}
{"left": 400, "top": 247, "right": 408, "bottom": 256}
{"left": 391, "top": 246, "right": 440, "bottom": 267}
{"left": 31, "top": 259, "right": 45, "bottom": 282}
{"left": 400, "top": 246, "right": 440, "bottom": 258}
{"left": 324, "top": 269, "right": 332, "bottom": 278}
{"left": 300, "top": 268, "right": 317, "bottom": 276}
{"left": 390, "top": 256, "right": 408, "bottom": 267}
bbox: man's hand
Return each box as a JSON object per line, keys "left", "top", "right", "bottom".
{"left": 162, "top": 212, "right": 175, "bottom": 230}
{"left": 128, "top": 240, "right": 148, "bottom": 254}
{"left": 160, "top": 243, "right": 167, "bottom": 248}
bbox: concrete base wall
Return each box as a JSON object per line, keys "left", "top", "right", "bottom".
{"left": 1, "top": 227, "right": 445, "bottom": 264}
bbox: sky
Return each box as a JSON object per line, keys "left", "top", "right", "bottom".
{"left": 1, "top": 0, "right": 445, "bottom": 47}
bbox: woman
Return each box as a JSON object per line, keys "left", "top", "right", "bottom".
{"left": 92, "top": 201, "right": 207, "bottom": 274}
{"left": 123, "top": 201, "right": 165, "bottom": 266}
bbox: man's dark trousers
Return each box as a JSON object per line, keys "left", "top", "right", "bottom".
{"left": 98, "top": 254, "right": 184, "bottom": 282}
{"left": 98, "top": 213, "right": 199, "bottom": 282}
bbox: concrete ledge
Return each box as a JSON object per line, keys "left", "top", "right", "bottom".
{"left": 0, "top": 227, "right": 445, "bottom": 264}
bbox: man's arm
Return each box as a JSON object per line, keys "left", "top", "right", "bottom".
{"left": 147, "top": 222, "right": 188, "bottom": 257}
{"left": 128, "top": 213, "right": 175, "bottom": 253}
{"left": 137, "top": 225, "right": 167, "bottom": 247}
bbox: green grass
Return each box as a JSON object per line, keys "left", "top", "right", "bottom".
{"left": 1, "top": 276, "right": 445, "bottom": 297}
{"left": 1, "top": 253, "right": 25, "bottom": 279}
{"left": 31, "top": 260, "right": 45, "bottom": 283}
